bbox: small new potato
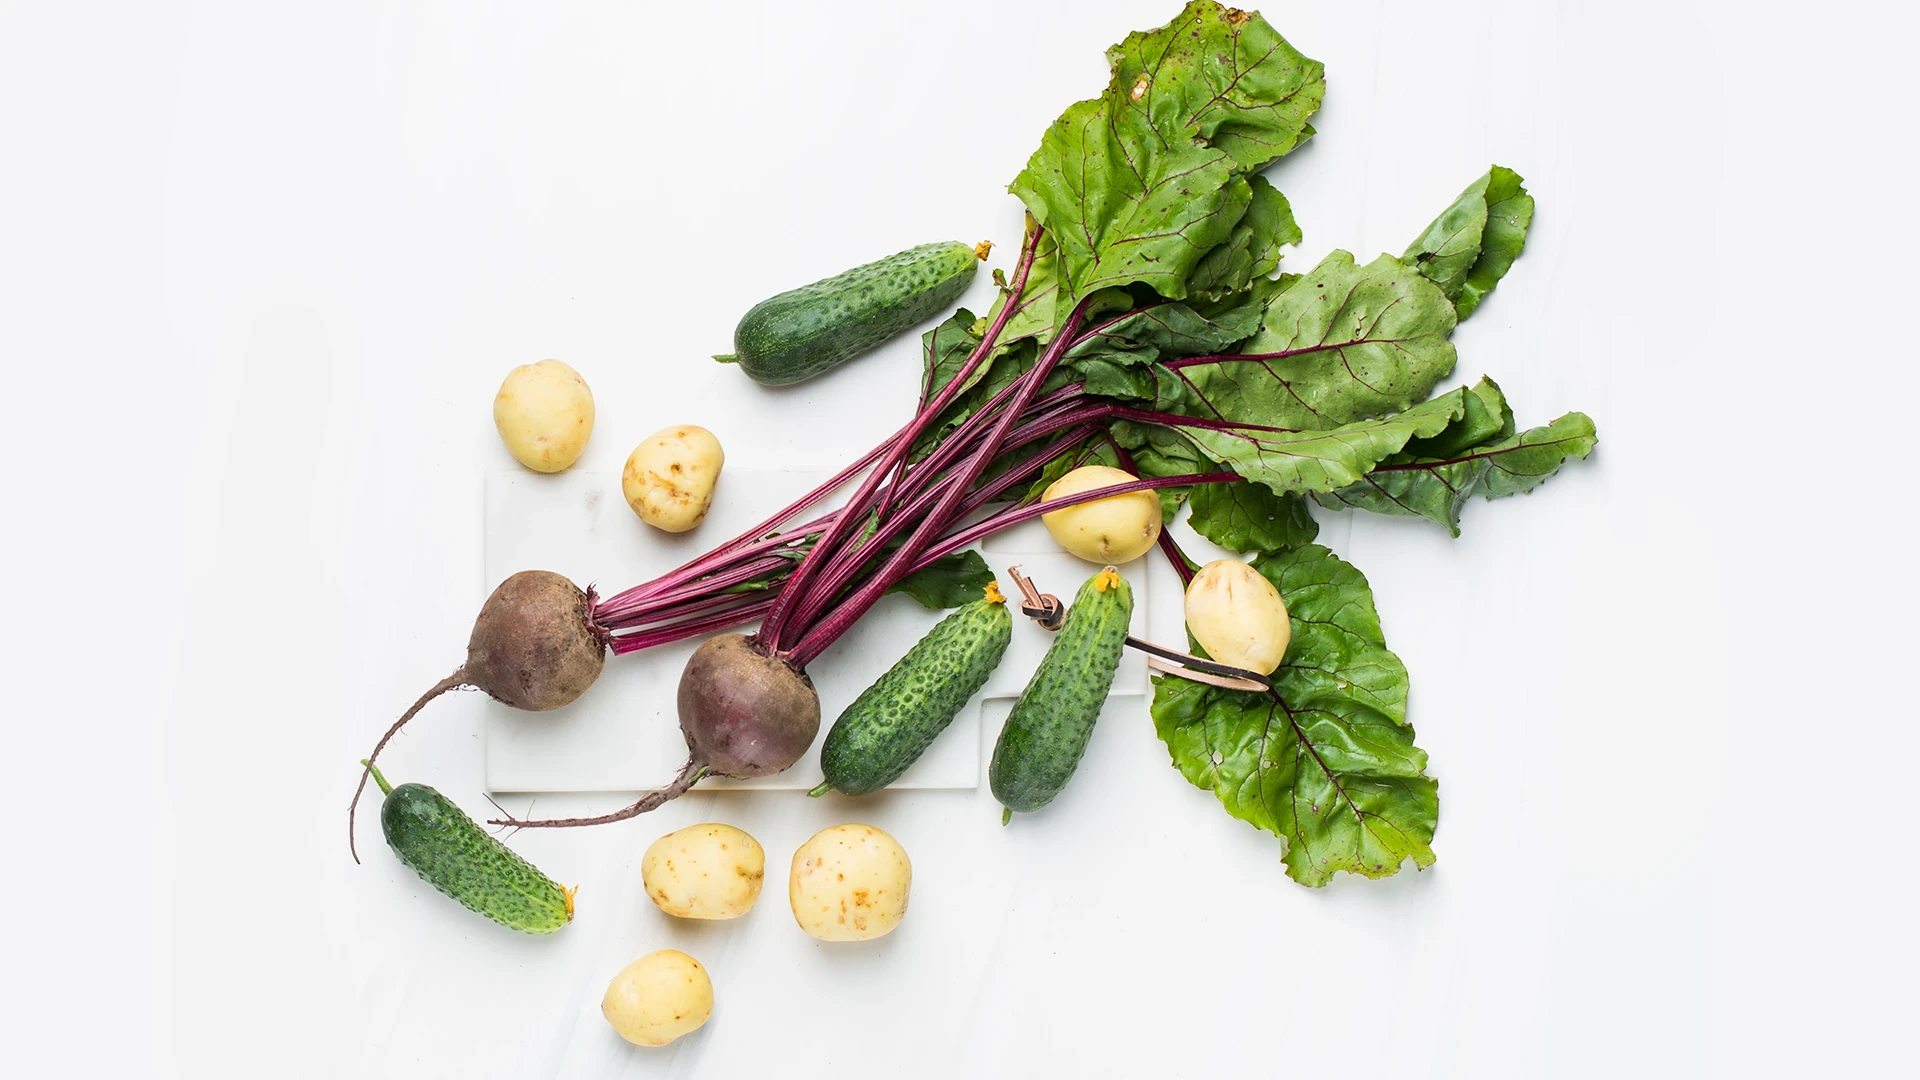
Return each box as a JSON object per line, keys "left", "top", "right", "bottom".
{"left": 623, "top": 425, "right": 725, "bottom": 532}
{"left": 1039, "top": 465, "right": 1161, "bottom": 564}
{"left": 641, "top": 822, "right": 765, "bottom": 920}
{"left": 601, "top": 949, "right": 713, "bottom": 1047}
{"left": 1184, "top": 559, "right": 1292, "bottom": 676}
{"left": 789, "top": 823, "right": 911, "bottom": 942}
{"left": 493, "top": 358, "right": 595, "bottom": 473}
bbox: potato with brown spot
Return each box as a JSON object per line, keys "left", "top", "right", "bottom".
{"left": 601, "top": 949, "right": 712, "bottom": 1047}
{"left": 623, "top": 425, "right": 724, "bottom": 532}
{"left": 788, "top": 823, "right": 911, "bottom": 941}
{"left": 641, "top": 822, "right": 765, "bottom": 920}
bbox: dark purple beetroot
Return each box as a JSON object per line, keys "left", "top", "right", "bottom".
{"left": 675, "top": 633, "right": 821, "bottom": 778}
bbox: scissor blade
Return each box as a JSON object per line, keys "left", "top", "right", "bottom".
{"left": 1126, "top": 636, "right": 1271, "bottom": 691}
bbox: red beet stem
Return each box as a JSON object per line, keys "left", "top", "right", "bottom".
{"left": 912, "top": 472, "right": 1241, "bottom": 567}
{"left": 608, "top": 598, "right": 778, "bottom": 655}
{"left": 594, "top": 440, "right": 886, "bottom": 618}
{"left": 598, "top": 550, "right": 805, "bottom": 627}
{"left": 591, "top": 276, "right": 1300, "bottom": 657}
{"left": 780, "top": 402, "right": 1114, "bottom": 634}
{"left": 785, "top": 293, "right": 1096, "bottom": 666}
{"left": 758, "top": 226, "right": 1043, "bottom": 648}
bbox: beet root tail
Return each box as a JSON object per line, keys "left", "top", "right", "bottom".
{"left": 348, "top": 668, "right": 469, "bottom": 864}
{"left": 485, "top": 757, "right": 711, "bottom": 830}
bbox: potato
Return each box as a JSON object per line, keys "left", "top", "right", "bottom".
{"left": 641, "top": 822, "right": 764, "bottom": 920}
{"left": 1039, "top": 465, "right": 1161, "bottom": 564}
{"left": 788, "top": 823, "right": 911, "bottom": 942}
{"left": 623, "top": 425, "right": 725, "bottom": 532}
{"left": 1184, "top": 559, "right": 1292, "bottom": 675}
{"left": 493, "top": 359, "right": 595, "bottom": 473}
{"left": 601, "top": 949, "right": 713, "bottom": 1047}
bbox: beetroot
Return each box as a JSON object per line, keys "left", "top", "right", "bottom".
{"left": 676, "top": 634, "right": 820, "bottom": 778}
{"left": 465, "top": 570, "right": 607, "bottom": 711}
{"left": 349, "top": 570, "right": 606, "bottom": 860}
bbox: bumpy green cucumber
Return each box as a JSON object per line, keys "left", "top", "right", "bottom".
{"left": 989, "top": 567, "right": 1133, "bottom": 820}
{"left": 364, "top": 760, "right": 575, "bottom": 934}
{"left": 716, "top": 241, "right": 986, "bottom": 386}
{"left": 811, "top": 582, "right": 1013, "bottom": 797}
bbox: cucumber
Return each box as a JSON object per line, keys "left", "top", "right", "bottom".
{"left": 989, "top": 567, "right": 1133, "bottom": 820}
{"left": 363, "top": 760, "right": 575, "bottom": 934}
{"left": 716, "top": 241, "right": 986, "bottom": 386}
{"left": 811, "top": 582, "right": 1012, "bottom": 797}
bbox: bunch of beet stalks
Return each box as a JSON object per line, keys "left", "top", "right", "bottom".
{"left": 351, "top": 225, "right": 1271, "bottom": 858}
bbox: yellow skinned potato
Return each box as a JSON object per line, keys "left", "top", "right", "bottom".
{"left": 623, "top": 425, "right": 725, "bottom": 532}
{"left": 788, "top": 823, "right": 911, "bottom": 942}
{"left": 601, "top": 949, "right": 712, "bottom": 1047}
{"left": 1184, "top": 559, "right": 1292, "bottom": 675}
{"left": 493, "top": 359, "right": 594, "bottom": 472}
{"left": 1039, "top": 465, "right": 1161, "bottom": 564}
{"left": 641, "top": 822, "right": 764, "bottom": 920}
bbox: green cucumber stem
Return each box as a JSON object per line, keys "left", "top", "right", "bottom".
{"left": 807, "top": 781, "right": 832, "bottom": 798}
{"left": 360, "top": 759, "right": 393, "bottom": 797}
{"left": 1001, "top": 806, "right": 1012, "bottom": 826}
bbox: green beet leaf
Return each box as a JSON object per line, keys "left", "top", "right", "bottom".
{"left": 887, "top": 550, "right": 995, "bottom": 609}
{"left": 1151, "top": 544, "right": 1435, "bottom": 887}
{"left": 1187, "top": 175, "right": 1301, "bottom": 299}
{"left": 1011, "top": 101, "right": 1245, "bottom": 304}
{"left": 912, "top": 335, "right": 1060, "bottom": 462}
{"left": 1063, "top": 276, "right": 1294, "bottom": 411}
{"left": 921, "top": 307, "right": 986, "bottom": 403}
{"left": 1314, "top": 409, "right": 1598, "bottom": 536}
{"left": 1025, "top": 436, "right": 1122, "bottom": 503}
{"left": 1065, "top": 275, "right": 1279, "bottom": 372}
{"left": 1402, "top": 166, "right": 1535, "bottom": 320}
{"left": 1177, "top": 384, "right": 1475, "bottom": 496}
{"left": 1074, "top": 355, "right": 1163, "bottom": 401}
{"left": 1009, "top": 1, "right": 1324, "bottom": 305}
{"left": 1103, "top": 3, "right": 1324, "bottom": 173}
{"left": 1187, "top": 481, "right": 1319, "bottom": 552}
{"left": 1066, "top": 300, "right": 1259, "bottom": 369}
{"left": 981, "top": 232, "right": 1063, "bottom": 354}
{"left": 1118, "top": 423, "right": 1212, "bottom": 523}
{"left": 1397, "top": 376, "right": 1515, "bottom": 460}
{"left": 1181, "top": 250, "right": 1459, "bottom": 430}
{"left": 912, "top": 309, "right": 990, "bottom": 463}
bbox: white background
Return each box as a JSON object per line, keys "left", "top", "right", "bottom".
{"left": 4, "top": 1, "right": 1916, "bottom": 1076}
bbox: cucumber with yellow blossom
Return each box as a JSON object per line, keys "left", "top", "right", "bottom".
{"left": 364, "top": 760, "right": 576, "bottom": 934}
{"left": 989, "top": 567, "right": 1133, "bottom": 821}
{"left": 811, "top": 582, "right": 1013, "bottom": 797}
